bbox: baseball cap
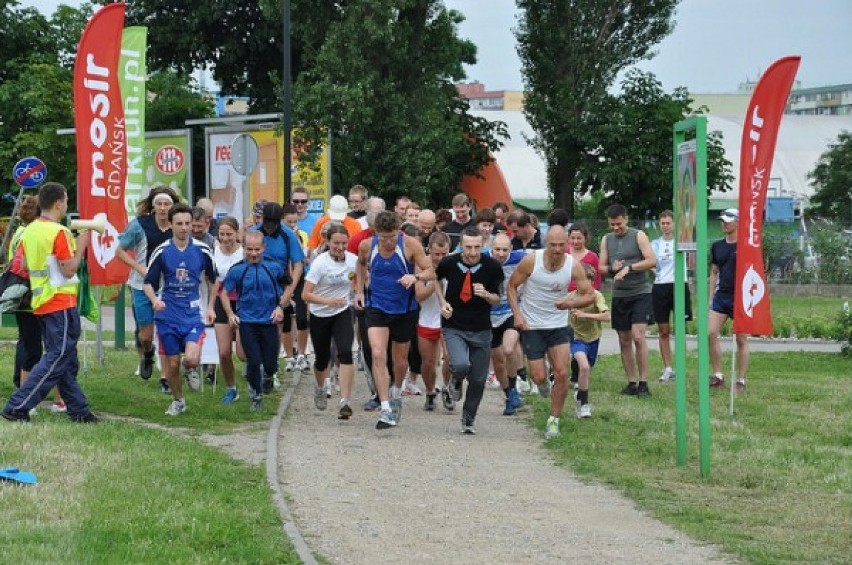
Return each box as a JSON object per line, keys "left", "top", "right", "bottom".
{"left": 253, "top": 199, "right": 268, "bottom": 218}
{"left": 327, "top": 194, "right": 348, "bottom": 221}
{"left": 262, "top": 202, "right": 283, "bottom": 223}
{"left": 719, "top": 208, "right": 739, "bottom": 223}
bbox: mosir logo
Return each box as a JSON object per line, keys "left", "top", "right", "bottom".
{"left": 155, "top": 145, "right": 185, "bottom": 175}
{"left": 740, "top": 264, "right": 765, "bottom": 318}
{"left": 90, "top": 212, "right": 120, "bottom": 268}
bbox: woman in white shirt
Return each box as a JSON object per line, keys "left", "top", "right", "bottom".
{"left": 213, "top": 216, "right": 245, "bottom": 404}
{"left": 302, "top": 223, "right": 358, "bottom": 420}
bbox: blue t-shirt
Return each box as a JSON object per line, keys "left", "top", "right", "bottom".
{"left": 485, "top": 249, "right": 528, "bottom": 324}
{"left": 145, "top": 238, "right": 217, "bottom": 325}
{"left": 297, "top": 213, "right": 322, "bottom": 240}
{"left": 223, "top": 259, "right": 287, "bottom": 324}
{"left": 249, "top": 223, "right": 306, "bottom": 271}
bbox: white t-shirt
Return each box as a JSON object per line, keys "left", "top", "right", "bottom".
{"left": 214, "top": 244, "right": 245, "bottom": 282}
{"left": 305, "top": 251, "right": 358, "bottom": 317}
{"left": 652, "top": 236, "right": 678, "bottom": 285}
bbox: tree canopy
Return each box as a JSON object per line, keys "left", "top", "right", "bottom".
{"left": 125, "top": 0, "right": 506, "bottom": 206}
{"left": 808, "top": 130, "right": 852, "bottom": 226}
{"left": 516, "top": 0, "right": 680, "bottom": 216}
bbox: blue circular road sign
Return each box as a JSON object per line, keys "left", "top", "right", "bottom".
{"left": 12, "top": 156, "right": 47, "bottom": 188}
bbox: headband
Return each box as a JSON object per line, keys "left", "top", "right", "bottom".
{"left": 152, "top": 193, "right": 175, "bottom": 205}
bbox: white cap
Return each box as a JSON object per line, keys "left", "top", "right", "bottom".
{"left": 328, "top": 194, "right": 348, "bottom": 221}
{"left": 719, "top": 208, "right": 739, "bottom": 223}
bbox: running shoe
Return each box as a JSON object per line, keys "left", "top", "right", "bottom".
{"left": 539, "top": 378, "right": 551, "bottom": 399}
{"left": 659, "top": 367, "right": 675, "bottom": 382}
{"left": 363, "top": 398, "right": 380, "bottom": 411}
{"left": 284, "top": 357, "right": 297, "bottom": 372}
{"left": 516, "top": 378, "right": 531, "bottom": 394}
{"left": 324, "top": 377, "right": 333, "bottom": 398}
{"left": 621, "top": 382, "right": 639, "bottom": 396}
{"left": 376, "top": 409, "right": 396, "bottom": 429}
{"left": 338, "top": 400, "right": 353, "bottom": 420}
{"left": 165, "top": 399, "right": 186, "bottom": 416}
{"left": 636, "top": 381, "right": 651, "bottom": 397}
{"left": 71, "top": 412, "right": 100, "bottom": 424}
{"left": 205, "top": 368, "right": 216, "bottom": 385}
{"left": 221, "top": 388, "right": 239, "bottom": 404}
{"left": 578, "top": 403, "right": 592, "bottom": 419}
{"left": 250, "top": 395, "right": 263, "bottom": 412}
{"left": 140, "top": 351, "right": 154, "bottom": 380}
{"left": 508, "top": 388, "right": 523, "bottom": 409}
{"left": 185, "top": 369, "right": 201, "bottom": 392}
{"left": 158, "top": 379, "right": 171, "bottom": 394}
{"left": 50, "top": 400, "right": 67, "bottom": 414}
{"left": 735, "top": 378, "right": 746, "bottom": 393}
{"left": 710, "top": 373, "right": 725, "bottom": 388}
{"left": 424, "top": 393, "right": 437, "bottom": 411}
{"left": 403, "top": 376, "right": 423, "bottom": 396}
{"left": 296, "top": 354, "right": 310, "bottom": 371}
{"left": 441, "top": 387, "right": 455, "bottom": 411}
{"left": 486, "top": 372, "right": 500, "bottom": 390}
{"left": 450, "top": 375, "right": 463, "bottom": 402}
{"left": 544, "top": 417, "right": 560, "bottom": 440}
{"left": 502, "top": 398, "right": 516, "bottom": 416}
{"left": 1, "top": 409, "right": 30, "bottom": 423}
{"left": 528, "top": 382, "right": 540, "bottom": 396}
{"left": 390, "top": 397, "right": 403, "bottom": 424}
{"left": 273, "top": 375, "right": 282, "bottom": 391}
{"left": 461, "top": 417, "right": 476, "bottom": 435}
{"left": 314, "top": 385, "right": 327, "bottom": 410}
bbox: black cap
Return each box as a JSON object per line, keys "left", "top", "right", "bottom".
{"left": 262, "top": 202, "right": 283, "bottom": 222}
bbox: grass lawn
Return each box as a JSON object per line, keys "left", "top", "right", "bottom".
{"left": 0, "top": 346, "right": 300, "bottom": 564}
{"left": 534, "top": 351, "right": 852, "bottom": 565}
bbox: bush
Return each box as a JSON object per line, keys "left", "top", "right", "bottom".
{"left": 831, "top": 306, "right": 852, "bottom": 356}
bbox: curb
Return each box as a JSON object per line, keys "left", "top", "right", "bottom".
{"left": 266, "top": 369, "right": 318, "bottom": 565}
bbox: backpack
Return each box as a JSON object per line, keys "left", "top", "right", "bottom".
{"left": 0, "top": 265, "right": 32, "bottom": 313}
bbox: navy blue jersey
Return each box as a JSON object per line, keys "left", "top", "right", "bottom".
{"left": 711, "top": 238, "right": 737, "bottom": 296}
{"left": 145, "top": 238, "right": 217, "bottom": 324}
{"left": 223, "top": 259, "right": 287, "bottom": 324}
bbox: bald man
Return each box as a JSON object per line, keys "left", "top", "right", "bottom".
{"left": 507, "top": 225, "right": 595, "bottom": 440}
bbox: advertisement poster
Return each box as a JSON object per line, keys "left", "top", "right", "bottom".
{"left": 143, "top": 130, "right": 191, "bottom": 206}
{"left": 119, "top": 26, "right": 147, "bottom": 216}
{"left": 675, "top": 140, "right": 697, "bottom": 252}
{"left": 207, "top": 127, "right": 330, "bottom": 222}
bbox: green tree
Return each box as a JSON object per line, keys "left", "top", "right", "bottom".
{"left": 293, "top": 0, "right": 506, "bottom": 206}
{"left": 808, "top": 130, "right": 852, "bottom": 226}
{"left": 589, "top": 70, "right": 732, "bottom": 217}
{"left": 0, "top": 2, "right": 92, "bottom": 212}
{"left": 516, "top": 0, "right": 678, "bottom": 217}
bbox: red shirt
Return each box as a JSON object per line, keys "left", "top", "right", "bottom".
{"left": 347, "top": 227, "right": 373, "bottom": 255}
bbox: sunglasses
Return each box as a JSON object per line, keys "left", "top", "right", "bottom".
{"left": 291, "top": 199, "right": 308, "bottom": 204}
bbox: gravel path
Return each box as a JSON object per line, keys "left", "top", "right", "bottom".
{"left": 277, "top": 370, "right": 737, "bottom": 565}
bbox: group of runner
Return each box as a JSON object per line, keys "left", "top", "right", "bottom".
{"left": 5, "top": 179, "right": 748, "bottom": 436}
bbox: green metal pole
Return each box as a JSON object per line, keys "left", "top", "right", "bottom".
{"left": 694, "top": 117, "right": 712, "bottom": 478}
{"left": 114, "top": 284, "right": 126, "bottom": 350}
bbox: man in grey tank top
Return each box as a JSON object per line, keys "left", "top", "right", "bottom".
{"left": 598, "top": 204, "right": 657, "bottom": 397}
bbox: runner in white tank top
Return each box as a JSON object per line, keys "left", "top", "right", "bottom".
{"left": 507, "top": 226, "right": 596, "bottom": 440}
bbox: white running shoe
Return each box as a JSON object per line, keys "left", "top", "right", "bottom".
{"left": 403, "top": 376, "right": 423, "bottom": 396}
{"left": 324, "top": 377, "right": 333, "bottom": 399}
{"left": 516, "top": 379, "right": 531, "bottom": 394}
{"left": 485, "top": 372, "right": 500, "bottom": 390}
{"left": 659, "top": 367, "right": 675, "bottom": 382}
{"left": 296, "top": 354, "right": 310, "bottom": 371}
{"left": 273, "top": 375, "right": 282, "bottom": 391}
{"left": 284, "top": 357, "right": 296, "bottom": 372}
{"left": 165, "top": 399, "right": 186, "bottom": 416}
{"left": 185, "top": 369, "right": 200, "bottom": 392}
{"left": 579, "top": 404, "right": 592, "bottom": 419}
{"left": 529, "top": 381, "right": 540, "bottom": 396}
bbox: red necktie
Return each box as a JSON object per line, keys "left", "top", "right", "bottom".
{"left": 460, "top": 269, "right": 472, "bottom": 303}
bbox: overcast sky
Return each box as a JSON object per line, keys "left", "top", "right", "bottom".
{"left": 27, "top": 0, "right": 852, "bottom": 93}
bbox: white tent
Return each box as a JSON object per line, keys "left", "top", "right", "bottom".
{"left": 474, "top": 110, "right": 852, "bottom": 205}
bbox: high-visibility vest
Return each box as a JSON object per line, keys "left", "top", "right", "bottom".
{"left": 22, "top": 220, "right": 77, "bottom": 311}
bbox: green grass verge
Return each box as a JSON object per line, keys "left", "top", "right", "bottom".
{"left": 535, "top": 351, "right": 852, "bottom": 565}
{"left": 0, "top": 346, "right": 299, "bottom": 564}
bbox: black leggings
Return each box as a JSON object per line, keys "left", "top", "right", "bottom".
{"left": 309, "top": 308, "right": 354, "bottom": 372}
{"left": 238, "top": 323, "right": 279, "bottom": 394}
{"left": 282, "top": 278, "right": 309, "bottom": 332}
{"left": 13, "top": 311, "right": 42, "bottom": 388}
